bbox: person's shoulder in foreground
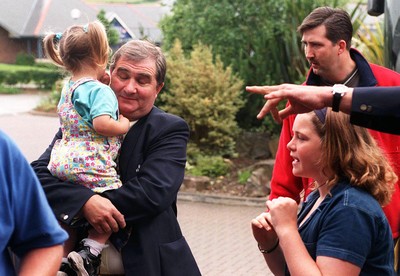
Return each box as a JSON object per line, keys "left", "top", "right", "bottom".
{"left": 0, "top": 129, "right": 68, "bottom": 275}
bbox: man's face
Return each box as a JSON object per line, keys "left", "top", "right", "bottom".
{"left": 301, "top": 25, "right": 340, "bottom": 78}
{"left": 110, "top": 57, "right": 164, "bottom": 121}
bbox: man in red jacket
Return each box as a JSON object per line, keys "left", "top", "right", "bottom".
{"left": 268, "top": 6, "right": 400, "bottom": 268}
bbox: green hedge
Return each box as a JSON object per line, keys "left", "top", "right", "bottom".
{"left": 0, "top": 63, "right": 64, "bottom": 90}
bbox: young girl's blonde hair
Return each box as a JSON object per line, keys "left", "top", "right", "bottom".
{"left": 43, "top": 20, "right": 110, "bottom": 73}
{"left": 311, "top": 108, "right": 397, "bottom": 206}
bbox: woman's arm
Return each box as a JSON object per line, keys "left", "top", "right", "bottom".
{"left": 251, "top": 212, "right": 285, "bottom": 276}
{"left": 266, "top": 197, "right": 361, "bottom": 276}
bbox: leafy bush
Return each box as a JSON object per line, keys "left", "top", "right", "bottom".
{"left": 35, "top": 81, "right": 63, "bottom": 112}
{"left": 160, "top": 40, "right": 244, "bottom": 157}
{"left": 15, "top": 53, "right": 35, "bottom": 66}
{"left": 0, "top": 84, "right": 21, "bottom": 94}
{"left": 0, "top": 63, "right": 64, "bottom": 89}
{"left": 238, "top": 170, "right": 251, "bottom": 184}
{"left": 353, "top": 21, "right": 384, "bottom": 65}
{"left": 186, "top": 154, "right": 230, "bottom": 178}
{"left": 35, "top": 61, "right": 60, "bottom": 70}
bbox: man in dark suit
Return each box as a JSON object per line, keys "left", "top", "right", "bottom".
{"left": 31, "top": 40, "right": 201, "bottom": 276}
{"left": 246, "top": 84, "right": 400, "bottom": 135}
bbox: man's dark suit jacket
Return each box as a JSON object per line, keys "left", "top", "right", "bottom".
{"left": 31, "top": 107, "right": 201, "bottom": 276}
{"left": 351, "top": 86, "right": 400, "bottom": 135}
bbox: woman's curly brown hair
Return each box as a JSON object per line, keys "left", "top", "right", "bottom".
{"left": 310, "top": 108, "right": 397, "bottom": 206}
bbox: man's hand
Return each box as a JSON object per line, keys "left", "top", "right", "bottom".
{"left": 82, "top": 195, "right": 126, "bottom": 234}
{"left": 246, "top": 84, "right": 333, "bottom": 122}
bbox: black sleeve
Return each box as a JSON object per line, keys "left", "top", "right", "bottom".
{"left": 350, "top": 87, "right": 400, "bottom": 134}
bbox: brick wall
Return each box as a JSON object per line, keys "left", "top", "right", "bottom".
{"left": 0, "top": 27, "right": 40, "bottom": 64}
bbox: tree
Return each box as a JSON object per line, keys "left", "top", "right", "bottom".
{"left": 160, "top": 40, "right": 244, "bottom": 157}
{"left": 160, "top": 0, "right": 343, "bottom": 131}
{"left": 97, "top": 9, "right": 120, "bottom": 46}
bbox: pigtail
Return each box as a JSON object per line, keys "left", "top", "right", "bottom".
{"left": 86, "top": 21, "right": 110, "bottom": 69}
{"left": 43, "top": 33, "right": 64, "bottom": 67}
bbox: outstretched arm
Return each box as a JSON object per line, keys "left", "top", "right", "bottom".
{"left": 248, "top": 84, "right": 400, "bottom": 134}
{"left": 246, "top": 84, "right": 353, "bottom": 122}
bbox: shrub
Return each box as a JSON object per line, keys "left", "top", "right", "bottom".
{"left": 0, "top": 84, "right": 21, "bottom": 94}
{"left": 353, "top": 21, "right": 384, "bottom": 66}
{"left": 35, "top": 61, "right": 60, "bottom": 70}
{"left": 160, "top": 40, "right": 244, "bottom": 157}
{"left": 15, "top": 53, "right": 35, "bottom": 66}
{"left": 186, "top": 154, "right": 231, "bottom": 178}
{"left": 35, "top": 80, "right": 63, "bottom": 112}
{"left": 0, "top": 63, "right": 63, "bottom": 89}
{"left": 238, "top": 170, "right": 251, "bottom": 184}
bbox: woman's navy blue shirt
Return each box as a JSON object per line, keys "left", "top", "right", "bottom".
{"left": 296, "top": 181, "right": 394, "bottom": 275}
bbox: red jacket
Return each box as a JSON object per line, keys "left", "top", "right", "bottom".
{"left": 270, "top": 49, "right": 400, "bottom": 238}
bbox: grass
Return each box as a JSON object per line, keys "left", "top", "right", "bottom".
{"left": 0, "top": 63, "right": 51, "bottom": 72}
{"left": 0, "top": 85, "right": 21, "bottom": 94}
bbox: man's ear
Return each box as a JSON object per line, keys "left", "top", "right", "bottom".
{"left": 337, "top": 40, "right": 347, "bottom": 54}
{"left": 156, "top": 82, "right": 165, "bottom": 97}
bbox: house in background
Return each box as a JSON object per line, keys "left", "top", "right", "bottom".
{"left": 92, "top": 2, "right": 171, "bottom": 47}
{"left": 107, "top": 13, "right": 136, "bottom": 50}
{"left": 0, "top": 0, "right": 169, "bottom": 64}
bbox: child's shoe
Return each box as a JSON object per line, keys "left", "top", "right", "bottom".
{"left": 67, "top": 245, "right": 101, "bottom": 276}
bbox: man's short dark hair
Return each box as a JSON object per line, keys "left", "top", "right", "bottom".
{"left": 298, "top": 7, "right": 353, "bottom": 50}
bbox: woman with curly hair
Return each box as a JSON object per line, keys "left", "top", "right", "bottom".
{"left": 252, "top": 108, "right": 397, "bottom": 275}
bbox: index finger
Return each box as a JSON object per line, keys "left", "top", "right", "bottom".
{"left": 246, "top": 86, "right": 270, "bottom": 95}
{"left": 246, "top": 85, "right": 283, "bottom": 95}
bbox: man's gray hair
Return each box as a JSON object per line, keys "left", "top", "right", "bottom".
{"left": 110, "top": 40, "right": 166, "bottom": 86}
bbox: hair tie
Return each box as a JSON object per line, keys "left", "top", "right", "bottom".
{"left": 54, "top": 32, "right": 62, "bottom": 43}
{"left": 314, "top": 108, "right": 327, "bottom": 124}
{"left": 83, "top": 24, "right": 88, "bottom": 33}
